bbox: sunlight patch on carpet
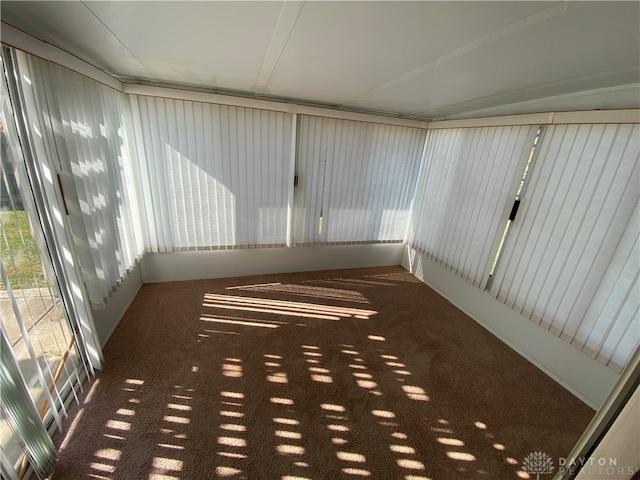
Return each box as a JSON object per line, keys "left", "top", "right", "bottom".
{"left": 397, "top": 458, "right": 426, "bottom": 470}
{"left": 277, "top": 444, "right": 305, "bottom": 455}
{"left": 341, "top": 467, "right": 371, "bottom": 476}
{"left": 446, "top": 451, "right": 476, "bottom": 461}
{"left": 336, "top": 451, "right": 366, "bottom": 463}
{"left": 437, "top": 437, "right": 464, "bottom": 447}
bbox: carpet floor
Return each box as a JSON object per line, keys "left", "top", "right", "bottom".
{"left": 51, "top": 266, "right": 594, "bottom": 480}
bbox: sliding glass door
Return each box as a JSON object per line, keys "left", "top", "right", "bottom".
{"left": 0, "top": 50, "right": 100, "bottom": 480}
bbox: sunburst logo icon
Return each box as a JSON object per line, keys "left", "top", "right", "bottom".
{"left": 522, "top": 451, "right": 555, "bottom": 479}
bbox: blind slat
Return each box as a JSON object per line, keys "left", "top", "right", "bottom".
{"left": 294, "top": 115, "right": 425, "bottom": 245}
{"left": 132, "top": 98, "right": 291, "bottom": 250}
{"left": 408, "top": 125, "right": 539, "bottom": 288}
{"left": 491, "top": 124, "right": 640, "bottom": 372}
{"left": 16, "top": 52, "right": 143, "bottom": 307}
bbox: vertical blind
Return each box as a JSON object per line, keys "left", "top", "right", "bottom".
{"left": 130, "top": 96, "right": 291, "bottom": 251}
{"left": 1, "top": 325, "right": 57, "bottom": 480}
{"left": 294, "top": 115, "right": 425, "bottom": 245}
{"left": 578, "top": 201, "right": 639, "bottom": 372}
{"left": 13, "top": 51, "right": 143, "bottom": 308}
{"left": 5, "top": 47, "right": 639, "bottom": 376}
{"left": 1, "top": 49, "right": 99, "bottom": 479}
{"left": 407, "top": 125, "right": 539, "bottom": 288}
{"left": 490, "top": 124, "right": 640, "bottom": 372}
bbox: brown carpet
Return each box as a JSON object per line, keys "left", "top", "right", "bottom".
{"left": 51, "top": 266, "right": 594, "bottom": 480}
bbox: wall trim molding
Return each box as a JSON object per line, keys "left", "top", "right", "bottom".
{"left": 123, "top": 83, "right": 430, "bottom": 128}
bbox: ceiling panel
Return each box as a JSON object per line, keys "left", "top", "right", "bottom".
{"left": 348, "top": 2, "right": 640, "bottom": 117}
{"left": 264, "top": 1, "right": 554, "bottom": 105}
{"left": 1, "top": 1, "right": 638, "bottom": 119}
{"left": 443, "top": 84, "right": 640, "bottom": 120}
{"left": 0, "top": 1, "right": 152, "bottom": 79}
{"left": 85, "top": 1, "right": 283, "bottom": 91}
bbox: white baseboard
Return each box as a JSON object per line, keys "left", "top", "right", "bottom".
{"left": 140, "top": 243, "right": 405, "bottom": 283}
{"left": 401, "top": 245, "right": 618, "bottom": 410}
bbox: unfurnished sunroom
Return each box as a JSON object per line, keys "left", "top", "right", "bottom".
{"left": 0, "top": 2, "right": 639, "bottom": 479}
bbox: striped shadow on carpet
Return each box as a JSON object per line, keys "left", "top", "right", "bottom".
{"left": 52, "top": 266, "right": 594, "bottom": 480}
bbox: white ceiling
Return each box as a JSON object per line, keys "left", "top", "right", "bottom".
{"left": 2, "top": 1, "right": 639, "bottom": 120}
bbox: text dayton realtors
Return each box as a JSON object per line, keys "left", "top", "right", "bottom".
{"left": 558, "top": 456, "right": 638, "bottom": 477}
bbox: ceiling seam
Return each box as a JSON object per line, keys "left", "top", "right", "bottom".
{"left": 410, "top": 67, "right": 640, "bottom": 119}
{"left": 433, "top": 84, "right": 640, "bottom": 121}
{"left": 254, "top": 1, "right": 305, "bottom": 95}
{"left": 80, "top": 0, "right": 157, "bottom": 81}
{"left": 340, "top": 1, "right": 577, "bottom": 109}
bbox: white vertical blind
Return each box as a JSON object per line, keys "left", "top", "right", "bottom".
{"left": 294, "top": 115, "right": 327, "bottom": 244}
{"left": 294, "top": 115, "right": 425, "bottom": 245}
{"left": 1, "top": 323, "right": 57, "bottom": 480}
{"left": 576, "top": 202, "right": 639, "bottom": 372}
{"left": 1, "top": 49, "right": 101, "bottom": 479}
{"left": 490, "top": 124, "right": 640, "bottom": 372}
{"left": 130, "top": 96, "right": 291, "bottom": 251}
{"left": 14, "top": 51, "right": 143, "bottom": 308}
{"left": 407, "top": 125, "right": 539, "bottom": 288}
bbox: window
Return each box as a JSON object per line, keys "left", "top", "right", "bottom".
{"left": 294, "top": 115, "right": 425, "bottom": 245}
{"left": 490, "top": 124, "right": 640, "bottom": 372}
{"left": 1, "top": 49, "right": 100, "bottom": 479}
{"left": 407, "top": 125, "right": 539, "bottom": 288}
{"left": 131, "top": 96, "right": 292, "bottom": 251}
{"left": 11, "top": 50, "right": 143, "bottom": 308}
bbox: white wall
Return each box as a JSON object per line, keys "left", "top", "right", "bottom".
{"left": 91, "top": 263, "right": 143, "bottom": 347}
{"left": 402, "top": 245, "right": 619, "bottom": 409}
{"left": 140, "top": 244, "right": 404, "bottom": 283}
